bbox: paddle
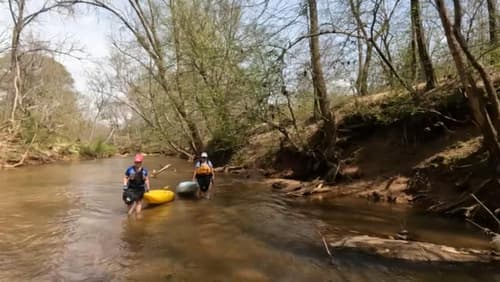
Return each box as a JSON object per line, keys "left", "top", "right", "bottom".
{"left": 151, "top": 164, "right": 171, "bottom": 178}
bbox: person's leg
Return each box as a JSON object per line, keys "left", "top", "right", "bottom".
{"left": 195, "top": 176, "right": 201, "bottom": 199}
{"left": 135, "top": 190, "right": 145, "bottom": 213}
{"left": 128, "top": 202, "right": 136, "bottom": 215}
{"left": 135, "top": 200, "right": 142, "bottom": 214}
{"left": 206, "top": 176, "right": 213, "bottom": 199}
{"left": 199, "top": 175, "right": 209, "bottom": 199}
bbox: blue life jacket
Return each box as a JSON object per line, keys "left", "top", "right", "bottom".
{"left": 125, "top": 166, "right": 148, "bottom": 190}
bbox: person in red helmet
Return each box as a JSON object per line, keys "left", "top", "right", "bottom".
{"left": 122, "top": 153, "right": 150, "bottom": 215}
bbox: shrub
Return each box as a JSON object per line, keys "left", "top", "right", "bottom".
{"left": 78, "top": 139, "right": 117, "bottom": 158}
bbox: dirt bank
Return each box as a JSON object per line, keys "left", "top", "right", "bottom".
{"left": 229, "top": 78, "right": 500, "bottom": 229}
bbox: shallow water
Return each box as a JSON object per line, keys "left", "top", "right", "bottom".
{"left": 0, "top": 156, "right": 499, "bottom": 281}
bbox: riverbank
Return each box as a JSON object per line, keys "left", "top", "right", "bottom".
{"left": 226, "top": 76, "right": 500, "bottom": 229}
{"left": 0, "top": 137, "right": 118, "bottom": 168}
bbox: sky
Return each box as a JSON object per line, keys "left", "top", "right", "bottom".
{"left": 39, "top": 10, "right": 110, "bottom": 93}
{"left": 0, "top": 2, "right": 112, "bottom": 94}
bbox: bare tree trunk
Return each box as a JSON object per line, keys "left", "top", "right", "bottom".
{"left": 7, "top": 0, "right": 25, "bottom": 126}
{"left": 89, "top": 116, "right": 98, "bottom": 141}
{"left": 313, "top": 91, "right": 321, "bottom": 120}
{"left": 359, "top": 44, "right": 372, "bottom": 96}
{"left": 354, "top": 26, "right": 365, "bottom": 96}
{"left": 409, "top": 24, "right": 417, "bottom": 83}
{"left": 486, "top": 0, "right": 498, "bottom": 64}
{"left": 435, "top": 0, "right": 500, "bottom": 164}
{"left": 170, "top": 0, "right": 203, "bottom": 153}
{"left": 306, "top": 13, "right": 322, "bottom": 118}
{"left": 486, "top": 0, "right": 497, "bottom": 45}
{"left": 451, "top": 0, "right": 500, "bottom": 132}
{"left": 411, "top": 0, "right": 436, "bottom": 91}
{"left": 348, "top": 0, "right": 416, "bottom": 97}
{"left": 307, "top": 0, "right": 336, "bottom": 145}
{"left": 351, "top": 1, "right": 370, "bottom": 96}
{"left": 104, "top": 126, "right": 115, "bottom": 143}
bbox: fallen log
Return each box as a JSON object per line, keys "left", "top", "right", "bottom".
{"left": 328, "top": 235, "right": 500, "bottom": 263}
{"left": 268, "top": 179, "right": 304, "bottom": 192}
{"left": 224, "top": 165, "right": 244, "bottom": 173}
{"left": 213, "top": 166, "right": 245, "bottom": 173}
{"left": 213, "top": 166, "right": 225, "bottom": 173}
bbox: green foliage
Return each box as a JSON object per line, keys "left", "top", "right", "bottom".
{"left": 341, "top": 93, "right": 417, "bottom": 127}
{"left": 205, "top": 119, "right": 249, "bottom": 165}
{"left": 78, "top": 139, "right": 117, "bottom": 158}
{"left": 339, "top": 85, "right": 466, "bottom": 129}
{"left": 57, "top": 143, "right": 80, "bottom": 156}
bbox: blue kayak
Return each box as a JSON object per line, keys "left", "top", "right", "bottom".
{"left": 176, "top": 181, "right": 199, "bottom": 196}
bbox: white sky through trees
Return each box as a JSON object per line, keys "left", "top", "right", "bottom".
{"left": 0, "top": 0, "right": 421, "bottom": 97}
{"left": 0, "top": 1, "right": 111, "bottom": 94}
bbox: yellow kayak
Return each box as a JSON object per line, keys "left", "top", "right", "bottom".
{"left": 143, "top": 188, "right": 175, "bottom": 204}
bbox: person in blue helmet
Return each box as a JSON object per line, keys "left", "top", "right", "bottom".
{"left": 192, "top": 152, "right": 215, "bottom": 199}
{"left": 122, "top": 153, "right": 150, "bottom": 215}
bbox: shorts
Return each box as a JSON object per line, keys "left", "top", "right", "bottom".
{"left": 122, "top": 189, "right": 145, "bottom": 204}
{"left": 196, "top": 174, "right": 212, "bottom": 192}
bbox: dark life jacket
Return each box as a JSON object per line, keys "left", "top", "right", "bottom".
{"left": 128, "top": 167, "right": 146, "bottom": 190}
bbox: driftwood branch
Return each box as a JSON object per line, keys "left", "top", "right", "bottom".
{"left": 317, "top": 230, "right": 333, "bottom": 258}
{"left": 466, "top": 218, "right": 497, "bottom": 237}
{"left": 471, "top": 193, "right": 500, "bottom": 228}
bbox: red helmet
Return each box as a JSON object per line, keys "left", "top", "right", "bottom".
{"left": 134, "top": 153, "right": 144, "bottom": 163}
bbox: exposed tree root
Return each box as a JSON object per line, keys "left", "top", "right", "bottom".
{"left": 2, "top": 133, "right": 37, "bottom": 168}
{"left": 428, "top": 178, "right": 493, "bottom": 213}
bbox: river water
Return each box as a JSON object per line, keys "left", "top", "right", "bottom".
{"left": 0, "top": 156, "right": 498, "bottom": 281}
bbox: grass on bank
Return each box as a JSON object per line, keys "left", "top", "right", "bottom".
{"left": 78, "top": 139, "right": 117, "bottom": 158}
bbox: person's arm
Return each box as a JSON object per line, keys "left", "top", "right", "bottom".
{"left": 144, "top": 169, "right": 150, "bottom": 191}
{"left": 145, "top": 176, "right": 150, "bottom": 192}
{"left": 192, "top": 161, "right": 199, "bottom": 181}
{"left": 123, "top": 169, "right": 129, "bottom": 189}
{"left": 210, "top": 161, "right": 215, "bottom": 183}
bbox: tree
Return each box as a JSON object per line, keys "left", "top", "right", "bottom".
{"left": 307, "top": 0, "right": 336, "bottom": 154}
{"left": 0, "top": 51, "right": 82, "bottom": 141}
{"left": 4, "top": 0, "right": 74, "bottom": 126}
{"left": 347, "top": 0, "right": 373, "bottom": 96}
{"left": 411, "top": 0, "right": 436, "bottom": 91}
{"left": 68, "top": 0, "right": 204, "bottom": 156}
{"left": 435, "top": 0, "right": 500, "bottom": 166}
{"left": 346, "top": 0, "right": 416, "bottom": 97}
{"left": 87, "top": 70, "right": 112, "bottom": 141}
{"left": 486, "top": 0, "right": 497, "bottom": 46}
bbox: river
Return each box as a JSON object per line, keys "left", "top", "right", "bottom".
{"left": 0, "top": 156, "right": 498, "bottom": 281}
